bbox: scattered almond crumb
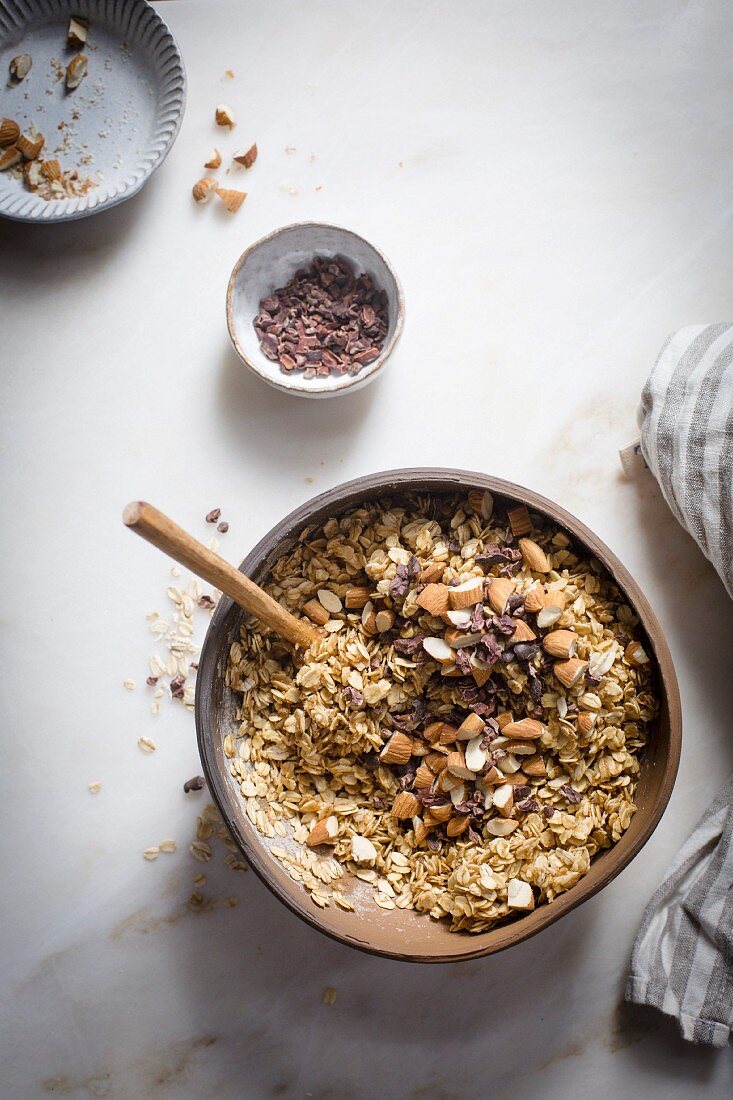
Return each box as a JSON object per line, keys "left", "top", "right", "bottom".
{"left": 224, "top": 897, "right": 238, "bottom": 908}
{"left": 138, "top": 736, "right": 156, "bottom": 753}
{"left": 225, "top": 69, "right": 234, "bottom": 78}
{"left": 123, "top": 678, "right": 136, "bottom": 690}
{"left": 215, "top": 103, "right": 236, "bottom": 128}
{"left": 323, "top": 987, "right": 337, "bottom": 1005}
{"left": 170, "top": 566, "right": 180, "bottom": 577}
{"left": 88, "top": 781, "right": 101, "bottom": 794}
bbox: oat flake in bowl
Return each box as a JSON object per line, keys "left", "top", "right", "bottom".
{"left": 222, "top": 489, "right": 660, "bottom": 935}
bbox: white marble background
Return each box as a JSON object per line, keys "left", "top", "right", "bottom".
{"left": 1, "top": 1, "right": 732, "bottom": 1096}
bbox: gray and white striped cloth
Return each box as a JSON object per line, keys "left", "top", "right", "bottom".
{"left": 625, "top": 323, "right": 733, "bottom": 1047}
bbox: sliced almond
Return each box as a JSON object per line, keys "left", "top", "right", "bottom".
{"left": 445, "top": 607, "right": 472, "bottom": 628}
{"left": 303, "top": 598, "right": 329, "bottom": 626}
{"left": 487, "top": 577, "right": 513, "bottom": 615}
{"left": 374, "top": 609, "right": 395, "bottom": 633}
{"left": 379, "top": 732, "right": 413, "bottom": 765}
{"left": 418, "top": 561, "right": 445, "bottom": 584}
{"left": 68, "top": 17, "right": 88, "bottom": 49}
{"left": 66, "top": 53, "right": 88, "bottom": 90}
{"left": 351, "top": 835, "right": 377, "bottom": 863}
{"left": 492, "top": 783, "right": 514, "bottom": 817}
{"left": 625, "top": 640, "right": 649, "bottom": 667}
{"left": 412, "top": 819, "right": 430, "bottom": 845}
{"left": 518, "top": 537, "right": 551, "bottom": 572}
{"left": 17, "top": 130, "right": 44, "bottom": 160}
{"left": 204, "top": 147, "right": 222, "bottom": 169}
{"left": 542, "top": 629, "right": 577, "bottom": 659}
{"left": 456, "top": 712, "right": 484, "bottom": 740}
{"left": 317, "top": 589, "right": 342, "bottom": 614}
{"left": 233, "top": 142, "right": 257, "bottom": 169}
{"left": 446, "top": 814, "right": 470, "bottom": 837}
{"left": 502, "top": 718, "right": 544, "bottom": 741}
{"left": 502, "top": 740, "right": 537, "bottom": 756}
{"left": 588, "top": 646, "right": 617, "bottom": 679}
{"left": 215, "top": 103, "right": 236, "bottom": 128}
{"left": 507, "top": 504, "right": 532, "bottom": 537}
{"left": 0, "top": 118, "right": 20, "bottom": 147}
{"left": 486, "top": 818, "right": 520, "bottom": 837}
{"left": 216, "top": 186, "right": 246, "bottom": 212}
{"left": 9, "top": 54, "right": 32, "bottom": 82}
{"left": 345, "top": 585, "right": 370, "bottom": 609}
{"left": 416, "top": 583, "right": 451, "bottom": 616}
{"left": 467, "top": 488, "right": 494, "bottom": 520}
{"left": 511, "top": 619, "right": 536, "bottom": 643}
{"left": 393, "top": 791, "right": 420, "bottom": 819}
{"left": 479, "top": 765, "right": 502, "bottom": 787}
{"left": 523, "top": 755, "right": 547, "bottom": 777}
{"left": 448, "top": 577, "right": 483, "bottom": 609}
{"left": 507, "top": 878, "right": 535, "bottom": 910}
{"left": 537, "top": 604, "right": 563, "bottom": 629}
{"left": 504, "top": 771, "right": 530, "bottom": 786}
{"left": 0, "top": 145, "right": 21, "bottom": 171}
{"left": 192, "top": 176, "right": 218, "bottom": 203}
{"left": 437, "top": 768, "right": 460, "bottom": 792}
{"left": 422, "top": 636, "right": 453, "bottom": 664}
{"left": 449, "top": 782, "right": 466, "bottom": 807}
{"left": 554, "top": 658, "right": 589, "bottom": 689}
{"left": 465, "top": 735, "right": 487, "bottom": 773}
{"left": 306, "top": 815, "right": 338, "bottom": 847}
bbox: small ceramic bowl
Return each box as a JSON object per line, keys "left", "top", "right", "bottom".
{"left": 226, "top": 223, "right": 405, "bottom": 398}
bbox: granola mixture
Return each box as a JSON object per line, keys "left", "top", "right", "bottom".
{"left": 224, "top": 491, "right": 658, "bottom": 932}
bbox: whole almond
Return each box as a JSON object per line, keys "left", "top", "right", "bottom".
{"left": 0, "top": 118, "right": 20, "bottom": 147}
{"left": 542, "top": 629, "right": 577, "bottom": 659}
{"left": 519, "top": 537, "right": 551, "bottom": 572}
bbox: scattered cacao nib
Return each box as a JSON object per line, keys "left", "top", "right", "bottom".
{"left": 561, "top": 785, "right": 582, "bottom": 804}
{"left": 543, "top": 806, "right": 556, "bottom": 820}
{"left": 528, "top": 668, "right": 544, "bottom": 701}
{"left": 190, "top": 662, "right": 199, "bottom": 670}
{"left": 217, "top": 521, "right": 229, "bottom": 534}
{"left": 198, "top": 595, "right": 216, "bottom": 610}
{"left": 516, "top": 798, "right": 541, "bottom": 814}
{"left": 205, "top": 508, "right": 221, "bottom": 524}
{"left": 253, "top": 256, "right": 389, "bottom": 378}
{"left": 469, "top": 700, "right": 495, "bottom": 717}
{"left": 565, "top": 700, "right": 578, "bottom": 714}
{"left": 169, "top": 674, "right": 186, "bottom": 699}
{"left": 393, "top": 634, "right": 426, "bottom": 657}
{"left": 183, "top": 775, "right": 206, "bottom": 793}
{"left": 507, "top": 595, "right": 526, "bottom": 619}
{"left": 146, "top": 675, "right": 159, "bottom": 686}
{"left": 343, "top": 686, "right": 363, "bottom": 707}
{"left": 499, "top": 648, "right": 516, "bottom": 664}
{"left": 454, "top": 801, "right": 473, "bottom": 815}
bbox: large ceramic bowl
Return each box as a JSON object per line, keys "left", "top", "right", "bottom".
{"left": 195, "top": 470, "right": 681, "bottom": 962}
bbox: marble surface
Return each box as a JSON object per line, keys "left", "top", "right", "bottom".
{"left": 1, "top": 1, "right": 732, "bottom": 1096}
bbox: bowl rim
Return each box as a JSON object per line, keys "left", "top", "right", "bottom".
{"left": 195, "top": 468, "right": 682, "bottom": 962}
{"left": 225, "top": 221, "right": 405, "bottom": 397}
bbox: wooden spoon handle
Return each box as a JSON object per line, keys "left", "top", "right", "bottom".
{"left": 123, "top": 501, "right": 319, "bottom": 649}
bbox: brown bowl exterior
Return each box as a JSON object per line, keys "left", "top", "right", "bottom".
{"left": 195, "top": 470, "right": 681, "bottom": 962}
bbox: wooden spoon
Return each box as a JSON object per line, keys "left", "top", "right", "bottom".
{"left": 123, "top": 502, "right": 320, "bottom": 649}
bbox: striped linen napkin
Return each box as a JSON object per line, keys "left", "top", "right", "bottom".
{"left": 624, "top": 323, "right": 733, "bottom": 1047}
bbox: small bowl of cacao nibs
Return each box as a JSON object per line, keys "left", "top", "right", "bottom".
{"left": 226, "top": 222, "right": 404, "bottom": 398}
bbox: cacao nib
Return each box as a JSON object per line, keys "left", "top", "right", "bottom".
{"left": 169, "top": 674, "right": 186, "bottom": 699}
{"left": 454, "top": 647, "right": 473, "bottom": 675}
{"left": 513, "top": 785, "right": 531, "bottom": 800}
{"left": 516, "top": 798, "right": 540, "bottom": 814}
{"left": 476, "top": 544, "right": 519, "bottom": 569}
{"left": 544, "top": 806, "right": 556, "bottom": 819}
{"left": 183, "top": 775, "right": 206, "bottom": 793}
{"left": 393, "top": 634, "right": 426, "bottom": 656}
{"left": 343, "top": 686, "right": 363, "bottom": 707}
{"left": 513, "top": 642, "right": 540, "bottom": 663}
{"left": 491, "top": 614, "right": 516, "bottom": 637}
{"left": 561, "top": 785, "right": 582, "bottom": 804}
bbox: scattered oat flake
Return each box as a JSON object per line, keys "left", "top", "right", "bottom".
{"left": 323, "top": 987, "right": 337, "bottom": 1005}
{"left": 159, "top": 839, "right": 177, "bottom": 853}
{"left": 194, "top": 874, "right": 207, "bottom": 887}
{"left": 143, "top": 847, "right": 160, "bottom": 861}
{"left": 190, "top": 841, "right": 212, "bottom": 862}
{"left": 88, "top": 781, "right": 101, "bottom": 794}
{"left": 138, "top": 736, "right": 156, "bottom": 753}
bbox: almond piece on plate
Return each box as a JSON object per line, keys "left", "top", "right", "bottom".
{"left": 306, "top": 815, "right": 338, "bottom": 847}
{"left": 215, "top": 103, "right": 236, "bottom": 128}
{"left": 416, "top": 582, "right": 451, "bottom": 617}
{"left": 41, "top": 159, "right": 62, "bottom": 181}
{"left": 518, "top": 537, "right": 551, "bottom": 572}
{"left": 351, "top": 835, "right": 377, "bottom": 863}
{"left": 422, "top": 636, "right": 453, "bottom": 664}
{"left": 344, "top": 585, "right": 370, "bottom": 609}
{"left": 523, "top": 755, "right": 547, "bottom": 777}
{"left": 17, "top": 130, "right": 44, "bottom": 160}
{"left": 418, "top": 561, "right": 444, "bottom": 584}
{"left": 507, "top": 878, "right": 535, "bottom": 910}
{"left": 216, "top": 187, "right": 246, "bottom": 212}
{"left": 511, "top": 619, "right": 536, "bottom": 643}
{"left": 9, "top": 54, "right": 32, "bottom": 82}
{"left": 507, "top": 504, "right": 532, "bottom": 537}
{"left": 456, "top": 711, "right": 484, "bottom": 740}
{"left": 486, "top": 817, "right": 520, "bottom": 837}
{"left": 393, "top": 791, "right": 420, "bottom": 819}
{"left": 414, "top": 762, "right": 435, "bottom": 789}
{"left": 233, "top": 142, "right": 258, "bottom": 169}
{"left": 502, "top": 718, "right": 544, "bottom": 741}
{"left": 554, "top": 658, "right": 589, "bottom": 689}
{"left": 446, "top": 814, "right": 470, "bottom": 837}
{"left": 492, "top": 783, "right": 514, "bottom": 817}
{"left": 67, "top": 17, "right": 88, "bottom": 49}
{"left": 448, "top": 577, "right": 483, "bottom": 610}
{"left": 379, "top": 732, "right": 413, "bottom": 765}
{"left": 467, "top": 488, "right": 494, "bottom": 520}
{"left": 302, "top": 598, "right": 329, "bottom": 626}
{"left": 22, "top": 160, "right": 43, "bottom": 190}
{"left": 487, "top": 577, "right": 513, "bottom": 615}
{"left": 542, "top": 629, "right": 578, "bottom": 659}
{"left": 0, "top": 145, "right": 21, "bottom": 171}
{"left": 0, "top": 118, "right": 20, "bottom": 147}
{"left": 66, "top": 54, "right": 88, "bottom": 90}
{"left": 625, "top": 640, "right": 649, "bottom": 667}
{"left": 204, "top": 148, "right": 222, "bottom": 169}
{"left": 192, "top": 176, "right": 218, "bottom": 203}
